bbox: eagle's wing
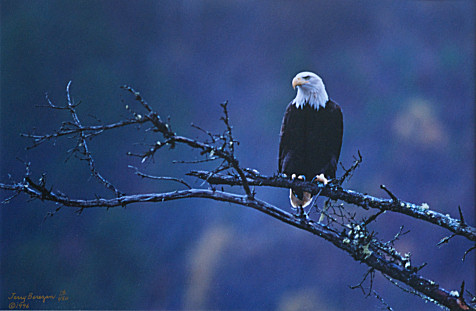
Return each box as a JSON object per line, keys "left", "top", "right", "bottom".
{"left": 278, "top": 102, "right": 305, "bottom": 175}
{"left": 324, "top": 100, "right": 344, "bottom": 178}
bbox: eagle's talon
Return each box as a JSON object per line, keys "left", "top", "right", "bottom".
{"left": 291, "top": 174, "right": 306, "bottom": 181}
{"left": 311, "top": 173, "right": 328, "bottom": 185}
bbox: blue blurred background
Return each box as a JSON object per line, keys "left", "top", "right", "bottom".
{"left": 1, "top": 1, "right": 474, "bottom": 310}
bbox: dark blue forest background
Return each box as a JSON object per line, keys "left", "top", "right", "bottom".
{"left": 1, "top": 1, "right": 474, "bottom": 310}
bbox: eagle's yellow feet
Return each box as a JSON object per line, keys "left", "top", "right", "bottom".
{"left": 312, "top": 173, "right": 328, "bottom": 185}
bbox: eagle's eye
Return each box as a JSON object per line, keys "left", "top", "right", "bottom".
{"left": 303, "top": 75, "right": 311, "bottom": 80}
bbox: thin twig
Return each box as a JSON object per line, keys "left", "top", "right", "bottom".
{"left": 349, "top": 268, "right": 375, "bottom": 296}
{"left": 64, "top": 81, "right": 122, "bottom": 197}
{"left": 462, "top": 246, "right": 475, "bottom": 262}
{"left": 337, "top": 150, "right": 363, "bottom": 185}
{"left": 128, "top": 165, "right": 191, "bottom": 189}
{"left": 373, "top": 290, "right": 394, "bottom": 311}
{"left": 380, "top": 184, "right": 399, "bottom": 202}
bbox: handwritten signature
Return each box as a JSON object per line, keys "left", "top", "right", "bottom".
{"left": 7, "top": 290, "right": 69, "bottom": 309}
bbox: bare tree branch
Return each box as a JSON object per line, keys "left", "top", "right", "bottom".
{"left": 1, "top": 175, "right": 473, "bottom": 310}
{"left": 186, "top": 170, "right": 476, "bottom": 242}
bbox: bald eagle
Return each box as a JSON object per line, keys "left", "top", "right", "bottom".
{"left": 278, "top": 71, "right": 343, "bottom": 211}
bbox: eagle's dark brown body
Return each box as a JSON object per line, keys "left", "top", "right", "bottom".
{"left": 278, "top": 100, "right": 343, "bottom": 182}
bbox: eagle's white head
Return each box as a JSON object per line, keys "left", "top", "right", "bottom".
{"left": 292, "top": 71, "right": 329, "bottom": 110}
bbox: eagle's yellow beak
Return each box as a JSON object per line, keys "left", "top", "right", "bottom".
{"left": 292, "top": 77, "right": 309, "bottom": 89}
